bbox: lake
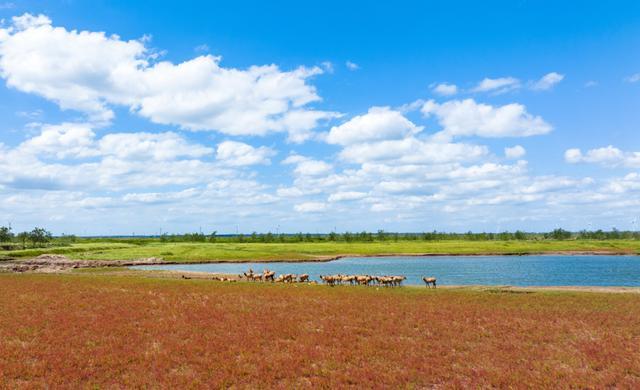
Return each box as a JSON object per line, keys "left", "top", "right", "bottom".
{"left": 131, "top": 255, "right": 640, "bottom": 287}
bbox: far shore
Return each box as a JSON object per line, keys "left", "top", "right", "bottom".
{"left": 1, "top": 248, "right": 638, "bottom": 269}
{"left": 102, "top": 249, "right": 640, "bottom": 264}
{"left": 2, "top": 239, "right": 639, "bottom": 265}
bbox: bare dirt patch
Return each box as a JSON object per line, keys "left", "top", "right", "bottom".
{"left": 0, "top": 254, "right": 167, "bottom": 273}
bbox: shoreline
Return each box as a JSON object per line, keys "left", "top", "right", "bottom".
{"left": 128, "top": 249, "right": 639, "bottom": 264}
{"left": 124, "top": 268, "right": 640, "bottom": 293}
{"left": 114, "top": 249, "right": 640, "bottom": 265}
{"left": 1, "top": 249, "right": 638, "bottom": 267}
{"left": 4, "top": 264, "right": 640, "bottom": 293}
{"left": 18, "top": 269, "right": 640, "bottom": 293}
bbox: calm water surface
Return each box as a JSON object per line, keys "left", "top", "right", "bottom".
{"left": 132, "top": 255, "right": 640, "bottom": 287}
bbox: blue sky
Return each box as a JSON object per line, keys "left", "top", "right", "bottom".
{"left": 0, "top": 0, "right": 639, "bottom": 234}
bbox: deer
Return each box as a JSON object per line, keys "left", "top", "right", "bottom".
{"left": 423, "top": 277, "right": 437, "bottom": 288}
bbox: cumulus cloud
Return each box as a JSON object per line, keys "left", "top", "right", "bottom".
{"left": 216, "top": 141, "right": 274, "bottom": 166}
{"left": 565, "top": 146, "right": 640, "bottom": 168}
{"left": 421, "top": 99, "right": 552, "bottom": 140}
{"left": 122, "top": 188, "right": 198, "bottom": 204}
{"left": 471, "top": 77, "right": 520, "bottom": 94}
{"left": 328, "top": 191, "right": 367, "bottom": 202}
{"left": 16, "top": 123, "right": 213, "bottom": 161}
{"left": 432, "top": 82, "right": 458, "bottom": 96}
{"left": 504, "top": 145, "right": 526, "bottom": 159}
{"left": 276, "top": 187, "right": 306, "bottom": 198}
{"left": 0, "top": 123, "right": 228, "bottom": 191}
{"left": 18, "top": 122, "right": 97, "bottom": 159}
{"left": 605, "top": 173, "right": 640, "bottom": 193}
{"left": 294, "top": 160, "right": 332, "bottom": 176}
{"left": 99, "top": 132, "right": 213, "bottom": 161}
{"left": 339, "top": 138, "right": 487, "bottom": 165}
{"left": 530, "top": 72, "right": 564, "bottom": 91}
{"left": 294, "top": 201, "right": 327, "bottom": 213}
{"left": 282, "top": 154, "right": 332, "bottom": 176}
{"left": 0, "top": 13, "right": 338, "bottom": 141}
{"left": 327, "top": 106, "right": 423, "bottom": 145}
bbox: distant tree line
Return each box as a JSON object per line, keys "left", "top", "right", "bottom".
{"left": 0, "top": 226, "right": 55, "bottom": 249}
{"left": 1, "top": 226, "right": 639, "bottom": 250}
{"left": 152, "top": 228, "right": 640, "bottom": 243}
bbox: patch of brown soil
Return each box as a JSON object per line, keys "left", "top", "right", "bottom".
{"left": 0, "top": 254, "right": 167, "bottom": 273}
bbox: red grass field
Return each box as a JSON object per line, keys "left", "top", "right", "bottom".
{"left": 1, "top": 274, "right": 639, "bottom": 388}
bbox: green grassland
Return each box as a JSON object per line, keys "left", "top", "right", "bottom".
{"left": 2, "top": 239, "right": 639, "bottom": 262}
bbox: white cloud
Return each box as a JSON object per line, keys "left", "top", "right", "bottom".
{"left": 276, "top": 187, "right": 306, "bottom": 197}
{"left": 18, "top": 122, "right": 97, "bottom": 159}
{"left": 565, "top": 146, "right": 640, "bottom": 168}
{"left": 15, "top": 123, "right": 212, "bottom": 162}
{"left": 432, "top": 83, "right": 458, "bottom": 96}
{"left": 504, "top": 145, "right": 526, "bottom": 159}
{"left": 421, "top": 99, "right": 552, "bottom": 140}
{"left": 328, "top": 191, "right": 367, "bottom": 202}
{"left": 564, "top": 148, "right": 583, "bottom": 163}
{"left": 134, "top": 60, "right": 338, "bottom": 142}
{"left": 215, "top": 140, "right": 275, "bottom": 166}
{"left": 327, "top": 106, "right": 422, "bottom": 146}
{"left": 0, "top": 152, "right": 224, "bottom": 191}
{"left": 294, "top": 201, "right": 327, "bottom": 213}
{"left": 471, "top": 77, "right": 520, "bottom": 94}
{"left": 294, "top": 160, "right": 332, "bottom": 176}
{"left": 278, "top": 109, "right": 342, "bottom": 143}
{"left": 605, "top": 173, "right": 640, "bottom": 193}
{"left": 99, "top": 132, "right": 213, "bottom": 161}
{"left": 282, "top": 154, "right": 332, "bottom": 176}
{"left": 0, "top": 14, "right": 145, "bottom": 122}
{"left": 530, "top": 72, "right": 564, "bottom": 91}
{"left": 345, "top": 61, "right": 359, "bottom": 71}
{"left": 122, "top": 188, "right": 198, "bottom": 204}
{"left": 281, "top": 153, "right": 308, "bottom": 165}
{"left": 339, "top": 137, "right": 487, "bottom": 164}
{"left": 625, "top": 73, "right": 640, "bottom": 83}
{"left": 0, "top": 14, "right": 338, "bottom": 141}
{"left": 0, "top": 123, "right": 228, "bottom": 191}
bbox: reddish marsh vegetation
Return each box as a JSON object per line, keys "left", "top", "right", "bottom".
{"left": 1, "top": 274, "right": 639, "bottom": 388}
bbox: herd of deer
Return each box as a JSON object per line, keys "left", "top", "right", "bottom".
{"left": 319, "top": 274, "right": 405, "bottom": 287}
{"left": 240, "top": 269, "right": 310, "bottom": 283}
{"left": 235, "top": 268, "right": 437, "bottom": 288}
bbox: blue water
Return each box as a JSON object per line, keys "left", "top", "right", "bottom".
{"left": 131, "top": 255, "right": 640, "bottom": 287}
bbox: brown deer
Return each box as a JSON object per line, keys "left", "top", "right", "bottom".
{"left": 262, "top": 270, "right": 276, "bottom": 282}
{"left": 423, "top": 277, "right": 437, "bottom": 288}
{"left": 320, "top": 275, "right": 336, "bottom": 286}
{"left": 298, "top": 274, "right": 310, "bottom": 283}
